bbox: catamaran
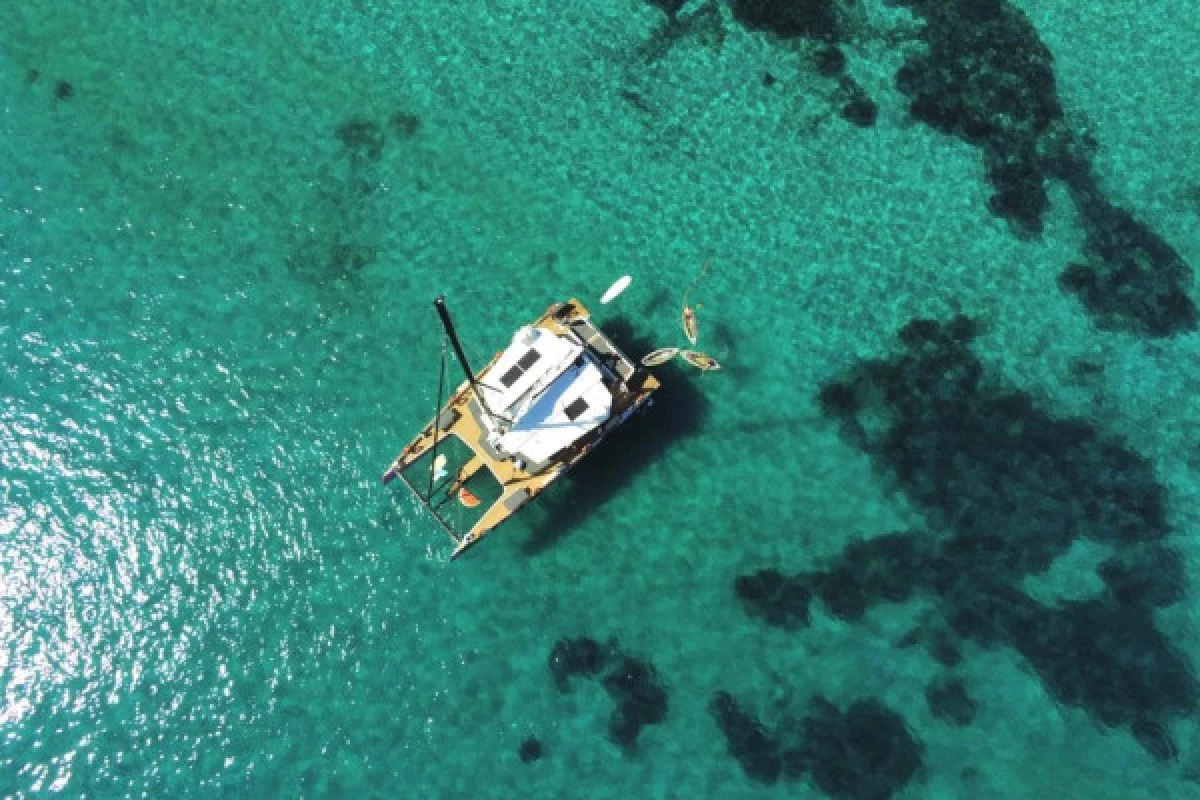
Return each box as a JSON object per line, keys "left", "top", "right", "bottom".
{"left": 382, "top": 296, "right": 660, "bottom": 560}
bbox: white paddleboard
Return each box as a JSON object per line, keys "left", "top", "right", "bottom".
{"left": 600, "top": 274, "right": 632, "bottom": 304}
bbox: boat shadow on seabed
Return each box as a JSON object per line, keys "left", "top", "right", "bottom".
{"left": 518, "top": 316, "right": 712, "bottom": 557}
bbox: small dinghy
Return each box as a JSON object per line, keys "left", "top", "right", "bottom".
{"left": 682, "top": 307, "right": 699, "bottom": 346}
{"left": 641, "top": 347, "right": 681, "bottom": 367}
{"left": 680, "top": 350, "right": 720, "bottom": 371}
{"left": 680, "top": 260, "right": 710, "bottom": 345}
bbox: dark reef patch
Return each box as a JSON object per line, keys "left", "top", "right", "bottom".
{"left": 335, "top": 117, "right": 387, "bottom": 161}
{"left": 840, "top": 96, "right": 878, "bottom": 128}
{"left": 710, "top": 692, "right": 922, "bottom": 799}
{"left": 548, "top": 636, "right": 609, "bottom": 692}
{"left": 890, "top": 0, "right": 1061, "bottom": 235}
{"left": 639, "top": 0, "right": 727, "bottom": 64}
{"left": 925, "top": 675, "right": 975, "bottom": 726}
{"left": 1058, "top": 199, "right": 1197, "bottom": 337}
{"left": 734, "top": 568, "right": 812, "bottom": 628}
{"left": 735, "top": 531, "right": 934, "bottom": 626}
{"left": 602, "top": 657, "right": 670, "bottom": 750}
{"left": 718, "top": 0, "right": 1196, "bottom": 333}
{"left": 812, "top": 532, "right": 931, "bottom": 618}
{"left": 518, "top": 736, "right": 544, "bottom": 763}
{"left": 785, "top": 316, "right": 1196, "bottom": 759}
{"left": 643, "top": 0, "right": 686, "bottom": 17}
{"left": 388, "top": 110, "right": 422, "bottom": 138}
{"left": 547, "top": 637, "right": 668, "bottom": 751}
{"left": 1131, "top": 717, "right": 1178, "bottom": 761}
{"left": 710, "top": 691, "right": 782, "bottom": 783}
{"left": 738, "top": 318, "right": 1194, "bottom": 759}
{"left": 814, "top": 44, "right": 846, "bottom": 77}
{"left": 1098, "top": 544, "right": 1185, "bottom": 609}
{"left": 801, "top": 699, "right": 923, "bottom": 800}
{"left": 727, "top": 0, "right": 878, "bottom": 132}
{"left": 885, "top": 0, "right": 1196, "bottom": 333}
{"left": 729, "top": 0, "right": 841, "bottom": 41}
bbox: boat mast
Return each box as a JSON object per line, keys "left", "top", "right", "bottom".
{"left": 434, "top": 296, "right": 498, "bottom": 421}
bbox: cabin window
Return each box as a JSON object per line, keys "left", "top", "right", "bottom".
{"left": 500, "top": 364, "right": 524, "bottom": 388}
{"left": 564, "top": 397, "right": 589, "bottom": 421}
{"left": 517, "top": 349, "right": 541, "bottom": 371}
{"left": 500, "top": 348, "right": 542, "bottom": 388}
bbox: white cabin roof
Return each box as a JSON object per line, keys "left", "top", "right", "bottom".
{"left": 479, "top": 326, "right": 582, "bottom": 416}
{"left": 496, "top": 359, "right": 612, "bottom": 464}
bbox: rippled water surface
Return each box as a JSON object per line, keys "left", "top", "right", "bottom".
{"left": 4, "top": 2, "right": 1200, "bottom": 798}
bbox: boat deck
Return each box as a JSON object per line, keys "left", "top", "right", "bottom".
{"left": 383, "top": 299, "right": 658, "bottom": 559}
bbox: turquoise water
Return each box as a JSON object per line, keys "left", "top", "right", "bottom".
{"left": 3, "top": 1, "right": 1200, "bottom": 798}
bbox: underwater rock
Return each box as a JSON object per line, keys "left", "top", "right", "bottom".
{"left": 727, "top": 0, "right": 1196, "bottom": 335}
{"left": 518, "top": 736, "right": 544, "bottom": 763}
{"left": 817, "top": 379, "right": 862, "bottom": 417}
{"left": 891, "top": 1, "right": 1062, "bottom": 234}
{"left": 815, "top": 565, "right": 868, "bottom": 620}
{"left": 335, "top": 117, "right": 386, "bottom": 161}
{"left": 389, "top": 110, "right": 421, "bottom": 138}
{"left": 1131, "top": 717, "right": 1177, "bottom": 761}
{"left": 886, "top": 0, "right": 1197, "bottom": 329}
{"left": 705, "top": 695, "right": 782, "bottom": 782}
{"left": 797, "top": 532, "right": 938, "bottom": 622}
{"left": 814, "top": 44, "right": 847, "bottom": 77}
{"left": 643, "top": 0, "right": 685, "bottom": 16}
{"left": 705, "top": 690, "right": 782, "bottom": 786}
{"left": 709, "top": 691, "right": 782, "bottom": 784}
{"left": 926, "top": 626, "right": 963, "bottom": 668}
{"left": 896, "top": 622, "right": 961, "bottom": 667}
{"left": 710, "top": 690, "right": 923, "bottom": 798}
{"left": 819, "top": 533, "right": 931, "bottom": 616}
{"left": 548, "top": 636, "right": 608, "bottom": 692}
{"left": 807, "top": 316, "right": 1196, "bottom": 759}
{"left": 734, "top": 568, "right": 812, "bottom": 628}
{"left": 1059, "top": 200, "right": 1197, "bottom": 337}
{"left": 801, "top": 698, "right": 923, "bottom": 800}
{"left": 546, "top": 638, "right": 669, "bottom": 751}
{"left": 1098, "top": 545, "right": 1185, "bottom": 609}
{"left": 826, "top": 315, "right": 1170, "bottom": 576}
{"left": 1014, "top": 600, "right": 1196, "bottom": 737}
{"left": 729, "top": 0, "right": 841, "bottom": 40}
{"left": 602, "top": 657, "right": 669, "bottom": 749}
{"left": 925, "top": 675, "right": 976, "bottom": 726}
{"left": 840, "top": 97, "right": 878, "bottom": 128}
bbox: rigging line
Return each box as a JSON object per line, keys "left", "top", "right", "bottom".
{"left": 682, "top": 258, "right": 711, "bottom": 309}
{"left": 398, "top": 470, "right": 460, "bottom": 543}
{"left": 426, "top": 335, "right": 450, "bottom": 500}
{"left": 435, "top": 295, "right": 500, "bottom": 423}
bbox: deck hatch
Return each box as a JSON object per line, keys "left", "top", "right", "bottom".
{"left": 563, "top": 396, "right": 589, "bottom": 421}
{"left": 499, "top": 348, "right": 543, "bottom": 388}
{"left": 517, "top": 349, "right": 542, "bottom": 370}
{"left": 500, "top": 364, "right": 524, "bottom": 388}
